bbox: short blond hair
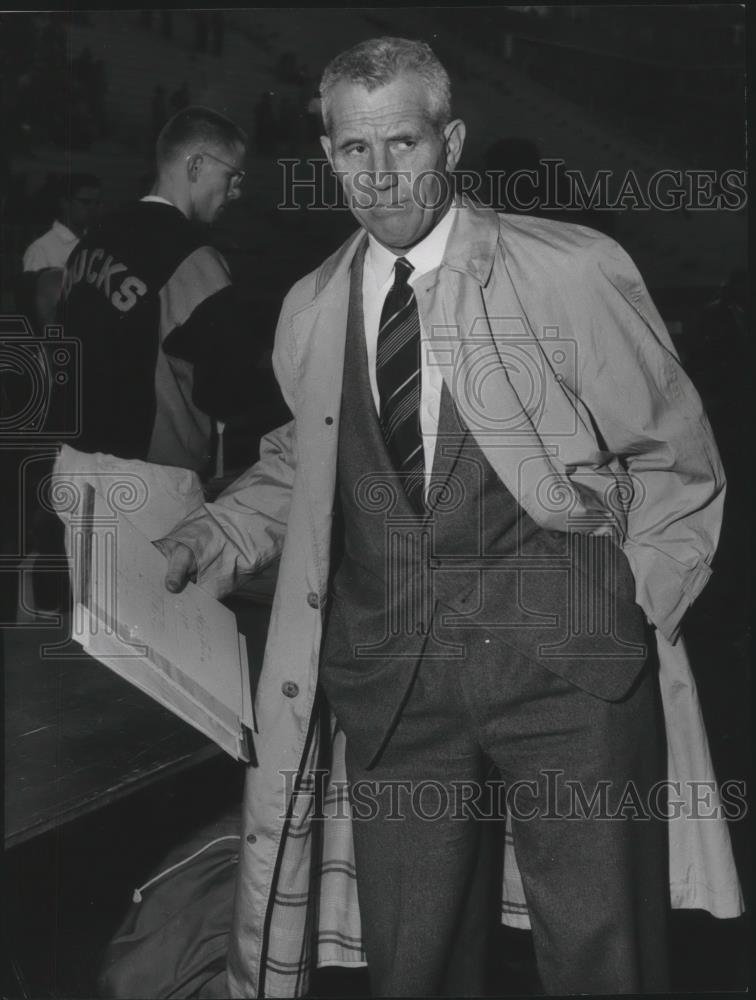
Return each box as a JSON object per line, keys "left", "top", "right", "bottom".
{"left": 156, "top": 106, "right": 247, "bottom": 166}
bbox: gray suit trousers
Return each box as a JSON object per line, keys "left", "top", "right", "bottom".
{"left": 337, "top": 632, "right": 669, "bottom": 996}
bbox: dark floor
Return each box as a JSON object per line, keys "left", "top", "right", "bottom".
{"left": 2, "top": 745, "right": 750, "bottom": 999}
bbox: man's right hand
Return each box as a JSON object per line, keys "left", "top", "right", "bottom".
{"left": 153, "top": 538, "right": 198, "bottom": 593}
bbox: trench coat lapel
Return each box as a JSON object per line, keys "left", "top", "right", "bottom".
{"left": 416, "top": 203, "right": 571, "bottom": 529}
{"left": 289, "top": 232, "right": 367, "bottom": 578}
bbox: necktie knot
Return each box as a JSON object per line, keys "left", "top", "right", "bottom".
{"left": 393, "top": 256, "right": 414, "bottom": 288}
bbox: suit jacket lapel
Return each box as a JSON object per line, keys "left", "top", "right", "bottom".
{"left": 427, "top": 381, "right": 469, "bottom": 513}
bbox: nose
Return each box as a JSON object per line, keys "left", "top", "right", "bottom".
{"left": 363, "top": 147, "right": 399, "bottom": 197}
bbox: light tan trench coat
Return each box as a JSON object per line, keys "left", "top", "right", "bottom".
{"left": 168, "top": 202, "right": 744, "bottom": 997}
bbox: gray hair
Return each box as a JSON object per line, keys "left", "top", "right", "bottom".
{"left": 319, "top": 37, "right": 451, "bottom": 134}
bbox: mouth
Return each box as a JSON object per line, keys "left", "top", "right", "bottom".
{"left": 370, "top": 201, "right": 410, "bottom": 213}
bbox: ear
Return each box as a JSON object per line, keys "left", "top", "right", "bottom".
{"left": 443, "top": 119, "right": 466, "bottom": 173}
{"left": 320, "top": 134, "right": 334, "bottom": 170}
{"left": 186, "top": 152, "right": 203, "bottom": 184}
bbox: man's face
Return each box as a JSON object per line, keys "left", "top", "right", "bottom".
{"left": 188, "top": 142, "right": 246, "bottom": 224}
{"left": 321, "top": 73, "right": 465, "bottom": 253}
{"left": 66, "top": 186, "right": 101, "bottom": 236}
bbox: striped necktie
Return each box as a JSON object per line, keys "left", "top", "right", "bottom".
{"left": 376, "top": 256, "right": 425, "bottom": 513}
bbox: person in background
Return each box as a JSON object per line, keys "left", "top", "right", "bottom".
{"left": 21, "top": 172, "right": 101, "bottom": 329}
{"left": 57, "top": 106, "right": 256, "bottom": 477}
{"left": 31, "top": 107, "right": 258, "bottom": 615}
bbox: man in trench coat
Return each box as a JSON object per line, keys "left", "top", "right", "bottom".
{"left": 160, "top": 37, "right": 742, "bottom": 998}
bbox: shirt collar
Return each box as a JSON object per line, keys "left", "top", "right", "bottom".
{"left": 314, "top": 198, "right": 500, "bottom": 299}
{"left": 140, "top": 195, "right": 177, "bottom": 208}
{"left": 365, "top": 204, "right": 457, "bottom": 287}
{"left": 52, "top": 220, "right": 78, "bottom": 243}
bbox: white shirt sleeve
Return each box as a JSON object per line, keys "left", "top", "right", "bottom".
{"left": 22, "top": 239, "right": 51, "bottom": 272}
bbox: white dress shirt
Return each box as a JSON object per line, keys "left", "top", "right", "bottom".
{"left": 362, "top": 205, "right": 456, "bottom": 485}
{"left": 22, "top": 219, "right": 79, "bottom": 272}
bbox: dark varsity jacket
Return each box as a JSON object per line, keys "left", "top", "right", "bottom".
{"left": 57, "top": 199, "right": 255, "bottom": 475}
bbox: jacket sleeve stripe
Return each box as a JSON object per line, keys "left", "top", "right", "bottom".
{"left": 159, "top": 246, "right": 231, "bottom": 342}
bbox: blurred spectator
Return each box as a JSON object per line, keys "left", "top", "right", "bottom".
{"left": 21, "top": 172, "right": 102, "bottom": 329}
{"left": 6, "top": 15, "right": 107, "bottom": 153}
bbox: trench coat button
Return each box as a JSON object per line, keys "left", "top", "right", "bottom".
{"left": 246, "top": 833, "right": 257, "bottom": 845}
{"left": 325, "top": 416, "right": 334, "bottom": 425}
{"left": 282, "top": 681, "right": 299, "bottom": 698}
{"left": 307, "top": 592, "right": 319, "bottom": 609}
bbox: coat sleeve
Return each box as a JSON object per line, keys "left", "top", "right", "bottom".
{"left": 160, "top": 246, "right": 262, "bottom": 421}
{"left": 161, "top": 290, "right": 300, "bottom": 598}
{"left": 571, "top": 236, "right": 726, "bottom": 643}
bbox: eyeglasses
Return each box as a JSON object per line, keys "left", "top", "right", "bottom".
{"left": 188, "top": 150, "right": 246, "bottom": 189}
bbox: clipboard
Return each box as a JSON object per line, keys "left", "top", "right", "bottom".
{"left": 71, "top": 482, "right": 257, "bottom": 764}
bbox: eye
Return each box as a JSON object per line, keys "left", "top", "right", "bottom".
{"left": 395, "top": 139, "right": 416, "bottom": 151}
{"left": 345, "top": 143, "right": 367, "bottom": 157}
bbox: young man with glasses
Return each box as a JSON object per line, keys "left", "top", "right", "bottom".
{"left": 57, "top": 106, "right": 255, "bottom": 477}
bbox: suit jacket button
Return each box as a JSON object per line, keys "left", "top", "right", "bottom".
{"left": 246, "top": 833, "right": 257, "bottom": 844}
{"left": 282, "top": 681, "right": 299, "bottom": 698}
{"left": 307, "top": 592, "right": 320, "bottom": 609}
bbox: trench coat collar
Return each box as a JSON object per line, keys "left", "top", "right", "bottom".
{"left": 310, "top": 197, "right": 501, "bottom": 303}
